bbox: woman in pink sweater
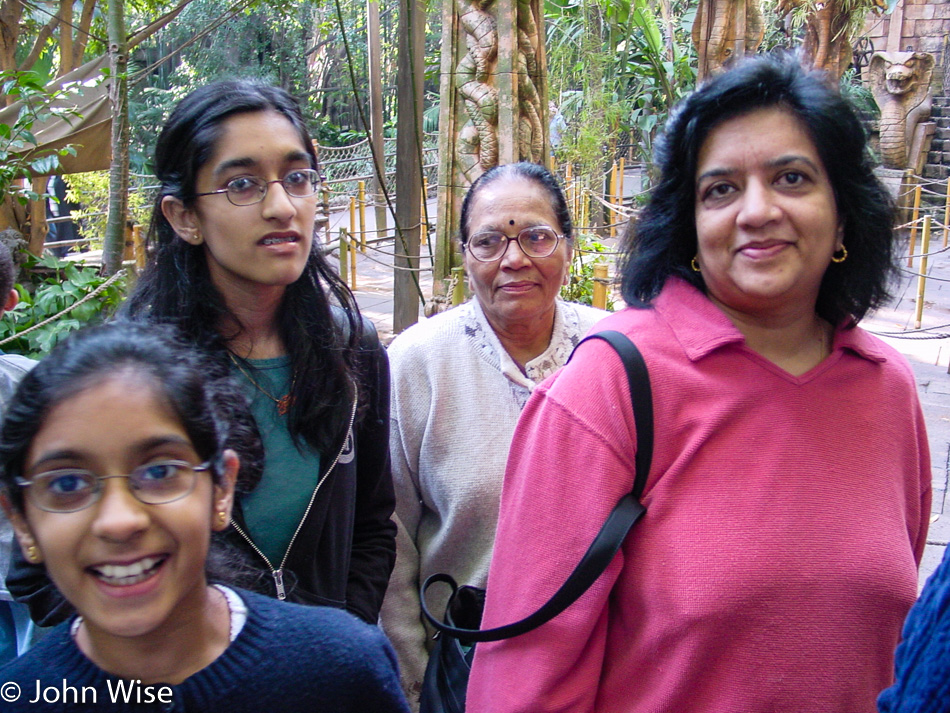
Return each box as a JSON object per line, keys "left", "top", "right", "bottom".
{"left": 466, "top": 54, "right": 931, "bottom": 713}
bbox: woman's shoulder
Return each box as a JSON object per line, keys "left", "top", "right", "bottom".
{"left": 330, "top": 305, "right": 381, "bottom": 351}
{"left": 387, "top": 302, "right": 477, "bottom": 358}
{"left": 557, "top": 300, "right": 610, "bottom": 332}
{"left": 838, "top": 325, "right": 918, "bottom": 386}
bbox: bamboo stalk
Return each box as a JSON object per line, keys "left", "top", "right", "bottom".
{"left": 907, "top": 184, "right": 921, "bottom": 268}
{"left": 339, "top": 230, "right": 348, "bottom": 284}
{"left": 320, "top": 184, "right": 332, "bottom": 243}
{"left": 609, "top": 162, "right": 618, "bottom": 239}
{"left": 421, "top": 177, "right": 429, "bottom": 246}
{"left": 132, "top": 224, "right": 146, "bottom": 273}
{"left": 618, "top": 157, "right": 625, "bottom": 214}
{"left": 357, "top": 181, "right": 367, "bottom": 253}
{"left": 451, "top": 266, "right": 465, "bottom": 306}
{"left": 349, "top": 231, "right": 357, "bottom": 290}
{"left": 915, "top": 215, "right": 931, "bottom": 329}
{"left": 592, "top": 263, "right": 608, "bottom": 310}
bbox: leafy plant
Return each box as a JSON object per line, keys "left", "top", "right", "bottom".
{"left": 562, "top": 232, "right": 616, "bottom": 310}
{"left": 0, "top": 253, "right": 128, "bottom": 357}
{"left": 63, "top": 171, "right": 155, "bottom": 248}
{"left": 839, "top": 67, "right": 879, "bottom": 118}
{"left": 0, "top": 71, "right": 81, "bottom": 205}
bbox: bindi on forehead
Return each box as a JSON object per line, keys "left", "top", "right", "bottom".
{"left": 510, "top": 220, "right": 515, "bottom": 226}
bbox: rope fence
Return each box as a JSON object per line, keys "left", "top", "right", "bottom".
{"left": 0, "top": 269, "right": 128, "bottom": 348}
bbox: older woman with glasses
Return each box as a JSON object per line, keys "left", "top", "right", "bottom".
{"left": 7, "top": 81, "right": 397, "bottom": 630}
{"left": 378, "top": 161, "right": 606, "bottom": 708}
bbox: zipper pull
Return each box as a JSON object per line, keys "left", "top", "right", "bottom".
{"left": 273, "top": 569, "right": 286, "bottom": 600}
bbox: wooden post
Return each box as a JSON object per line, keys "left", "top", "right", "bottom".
{"left": 393, "top": 0, "right": 425, "bottom": 332}
{"left": 28, "top": 177, "right": 48, "bottom": 255}
{"left": 132, "top": 224, "right": 146, "bottom": 272}
{"left": 900, "top": 170, "right": 914, "bottom": 225}
{"left": 915, "top": 215, "right": 931, "bottom": 329}
{"left": 349, "top": 196, "right": 357, "bottom": 252}
{"left": 907, "top": 184, "right": 922, "bottom": 268}
{"left": 123, "top": 222, "right": 135, "bottom": 263}
{"left": 338, "top": 230, "right": 348, "bottom": 284}
{"left": 618, "top": 157, "right": 625, "bottom": 212}
{"left": 609, "top": 162, "right": 618, "bottom": 238}
{"left": 357, "top": 181, "right": 367, "bottom": 253}
{"left": 451, "top": 266, "right": 465, "bottom": 306}
{"left": 592, "top": 263, "right": 608, "bottom": 310}
{"left": 421, "top": 177, "right": 429, "bottom": 246}
{"left": 580, "top": 186, "right": 589, "bottom": 233}
{"left": 349, "top": 230, "right": 358, "bottom": 291}
{"left": 322, "top": 186, "right": 331, "bottom": 243}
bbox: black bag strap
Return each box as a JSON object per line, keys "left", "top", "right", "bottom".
{"left": 420, "top": 330, "right": 653, "bottom": 643}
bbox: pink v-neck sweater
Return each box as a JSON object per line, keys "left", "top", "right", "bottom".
{"left": 467, "top": 278, "right": 931, "bottom": 713}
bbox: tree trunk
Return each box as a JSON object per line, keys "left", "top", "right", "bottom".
{"left": 393, "top": 0, "right": 424, "bottom": 332}
{"left": 103, "top": 0, "right": 129, "bottom": 276}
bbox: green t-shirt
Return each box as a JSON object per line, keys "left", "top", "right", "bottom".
{"left": 232, "top": 356, "right": 321, "bottom": 565}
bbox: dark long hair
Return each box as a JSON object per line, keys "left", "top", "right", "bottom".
{"left": 620, "top": 53, "right": 897, "bottom": 327}
{"left": 122, "top": 80, "right": 363, "bottom": 453}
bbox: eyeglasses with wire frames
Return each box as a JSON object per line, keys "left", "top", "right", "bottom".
{"left": 16, "top": 459, "right": 216, "bottom": 513}
{"left": 465, "top": 226, "right": 563, "bottom": 263}
{"left": 194, "top": 169, "right": 322, "bottom": 207}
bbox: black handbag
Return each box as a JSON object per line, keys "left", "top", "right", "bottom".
{"left": 418, "top": 330, "right": 654, "bottom": 713}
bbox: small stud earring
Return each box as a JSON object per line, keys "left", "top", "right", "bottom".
{"left": 831, "top": 246, "right": 848, "bottom": 263}
{"left": 26, "top": 545, "right": 39, "bottom": 563}
{"left": 691, "top": 257, "right": 701, "bottom": 273}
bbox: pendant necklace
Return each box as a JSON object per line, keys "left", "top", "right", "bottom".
{"left": 228, "top": 353, "right": 295, "bottom": 416}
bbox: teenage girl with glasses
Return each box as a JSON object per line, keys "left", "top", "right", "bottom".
{"left": 8, "top": 81, "right": 396, "bottom": 628}
{"left": 0, "top": 322, "right": 408, "bottom": 712}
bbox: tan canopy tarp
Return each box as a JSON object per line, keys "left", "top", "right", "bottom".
{"left": 0, "top": 55, "right": 111, "bottom": 175}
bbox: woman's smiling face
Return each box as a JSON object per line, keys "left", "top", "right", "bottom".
{"left": 13, "top": 372, "right": 235, "bottom": 641}
{"left": 694, "top": 107, "right": 842, "bottom": 323}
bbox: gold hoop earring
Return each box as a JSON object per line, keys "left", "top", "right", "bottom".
{"left": 831, "top": 246, "right": 848, "bottom": 263}
{"left": 691, "top": 257, "right": 701, "bottom": 273}
{"left": 217, "top": 511, "right": 229, "bottom": 527}
{"left": 26, "top": 545, "right": 39, "bottom": 563}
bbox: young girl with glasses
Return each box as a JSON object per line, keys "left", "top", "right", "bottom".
{"left": 0, "top": 322, "right": 408, "bottom": 712}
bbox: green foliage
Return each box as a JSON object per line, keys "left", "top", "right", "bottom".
{"left": 62, "top": 171, "right": 155, "bottom": 247}
{"left": 0, "top": 254, "right": 127, "bottom": 358}
{"left": 545, "top": 0, "right": 696, "bottom": 167}
{"left": 0, "top": 71, "right": 80, "bottom": 205}
{"left": 561, "top": 232, "right": 615, "bottom": 310}
{"left": 780, "top": 0, "right": 887, "bottom": 46}
{"left": 621, "top": 1, "right": 696, "bottom": 162}
{"left": 840, "top": 68, "right": 879, "bottom": 118}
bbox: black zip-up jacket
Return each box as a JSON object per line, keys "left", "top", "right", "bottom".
{"left": 224, "top": 317, "right": 397, "bottom": 623}
{"left": 6, "top": 317, "right": 397, "bottom": 627}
